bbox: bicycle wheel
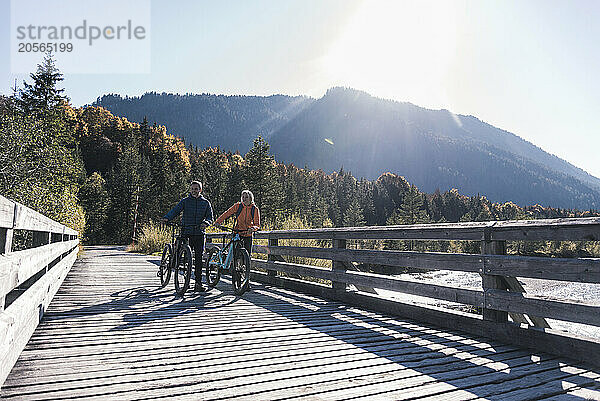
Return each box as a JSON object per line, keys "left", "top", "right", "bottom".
{"left": 205, "top": 247, "right": 221, "bottom": 287}
{"left": 232, "top": 247, "right": 250, "bottom": 295}
{"left": 159, "top": 244, "right": 172, "bottom": 288}
{"left": 175, "top": 244, "right": 193, "bottom": 296}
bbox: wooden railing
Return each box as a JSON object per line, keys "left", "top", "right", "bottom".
{"left": 207, "top": 218, "right": 600, "bottom": 367}
{"left": 0, "top": 195, "right": 79, "bottom": 386}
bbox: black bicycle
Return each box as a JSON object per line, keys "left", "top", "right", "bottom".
{"left": 158, "top": 223, "right": 203, "bottom": 296}
{"left": 205, "top": 224, "right": 251, "bottom": 295}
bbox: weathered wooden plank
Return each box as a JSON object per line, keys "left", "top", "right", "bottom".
{"left": 468, "top": 365, "right": 597, "bottom": 401}
{"left": 501, "top": 276, "right": 550, "bottom": 328}
{"left": 332, "top": 239, "right": 346, "bottom": 292}
{"left": 212, "top": 217, "right": 600, "bottom": 241}
{"left": 253, "top": 245, "right": 483, "bottom": 273}
{"left": 485, "top": 254, "right": 600, "bottom": 283}
{"left": 254, "top": 259, "right": 483, "bottom": 306}
{"left": 0, "top": 247, "right": 77, "bottom": 387}
{"left": 485, "top": 289, "right": 600, "bottom": 327}
{"left": 343, "top": 261, "right": 377, "bottom": 293}
{"left": 251, "top": 221, "right": 491, "bottom": 240}
{"left": 0, "top": 196, "right": 14, "bottom": 229}
{"left": 0, "top": 229, "right": 12, "bottom": 256}
{"left": 12, "top": 202, "right": 65, "bottom": 234}
{"left": 0, "top": 240, "right": 78, "bottom": 299}
{"left": 541, "top": 378, "right": 600, "bottom": 401}
{"left": 63, "top": 226, "right": 78, "bottom": 236}
{"left": 491, "top": 217, "right": 600, "bottom": 241}
{"left": 266, "top": 238, "right": 278, "bottom": 277}
{"left": 481, "top": 240, "right": 509, "bottom": 323}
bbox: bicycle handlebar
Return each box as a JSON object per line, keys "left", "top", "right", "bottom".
{"left": 212, "top": 223, "right": 252, "bottom": 233}
{"left": 163, "top": 221, "right": 210, "bottom": 229}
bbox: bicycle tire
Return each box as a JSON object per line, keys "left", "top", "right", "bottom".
{"left": 175, "top": 244, "right": 193, "bottom": 296}
{"left": 205, "top": 247, "right": 221, "bottom": 287}
{"left": 232, "top": 247, "right": 250, "bottom": 295}
{"left": 159, "top": 244, "right": 172, "bottom": 288}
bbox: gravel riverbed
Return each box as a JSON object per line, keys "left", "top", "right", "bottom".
{"left": 375, "top": 270, "right": 600, "bottom": 339}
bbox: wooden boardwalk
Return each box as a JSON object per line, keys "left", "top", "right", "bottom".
{"left": 2, "top": 247, "right": 599, "bottom": 400}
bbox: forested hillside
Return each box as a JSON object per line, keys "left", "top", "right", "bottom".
{"left": 2, "top": 55, "right": 598, "bottom": 251}
{"left": 97, "top": 87, "right": 600, "bottom": 210}
{"left": 95, "top": 92, "right": 312, "bottom": 153}
{"left": 269, "top": 88, "right": 600, "bottom": 209}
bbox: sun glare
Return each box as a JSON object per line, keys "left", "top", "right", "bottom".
{"left": 322, "top": 0, "right": 459, "bottom": 108}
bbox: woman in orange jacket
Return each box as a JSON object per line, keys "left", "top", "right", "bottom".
{"left": 214, "top": 190, "right": 260, "bottom": 256}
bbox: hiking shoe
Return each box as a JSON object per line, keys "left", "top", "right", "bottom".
{"left": 194, "top": 284, "right": 206, "bottom": 292}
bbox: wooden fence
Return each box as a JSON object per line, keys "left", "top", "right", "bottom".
{"left": 207, "top": 218, "right": 600, "bottom": 367}
{"left": 0, "top": 195, "right": 79, "bottom": 386}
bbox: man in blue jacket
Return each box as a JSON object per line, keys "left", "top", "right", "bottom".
{"left": 163, "top": 180, "right": 213, "bottom": 292}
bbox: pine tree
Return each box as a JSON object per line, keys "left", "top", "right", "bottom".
{"left": 342, "top": 197, "right": 366, "bottom": 227}
{"left": 197, "top": 147, "right": 229, "bottom": 213}
{"left": 19, "top": 52, "right": 67, "bottom": 114}
{"left": 244, "top": 136, "right": 283, "bottom": 222}
{"left": 224, "top": 153, "right": 246, "bottom": 208}
{"left": 105, "top": 142, "right": 144, "bottom": 243}
{"left": 387, "top": 185, "right": 430, "bottom": 225}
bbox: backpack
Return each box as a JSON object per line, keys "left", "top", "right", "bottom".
{"left": 236, "top": 203, "right": 255, "bottom": 220}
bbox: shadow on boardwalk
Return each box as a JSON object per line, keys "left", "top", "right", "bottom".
{"left": 191, "top": 282, "right": 596, "bottom": 401}
{"left": 45, "top": 284, "right": 242, "bottom": 332}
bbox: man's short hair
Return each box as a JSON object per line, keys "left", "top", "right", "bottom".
{"left": 190, "top": 180, "right": 202, "bottom": 189}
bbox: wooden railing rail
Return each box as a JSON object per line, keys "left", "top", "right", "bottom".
{"left": 206, "top": 217, "right": 600, "bottom": 367}
{"left": 247, "top": 217, "right": 600, "bottom": 241}
{"left": 0, "top": 195, "right": 79, "bottom": 387}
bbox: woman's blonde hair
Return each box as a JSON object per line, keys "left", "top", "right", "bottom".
{"left": 241, "top": 190, "right": 254, "bottom": 203}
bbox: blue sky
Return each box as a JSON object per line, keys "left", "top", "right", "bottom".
{"left": 2, "top": 0, "right": 599, "bottom": 178}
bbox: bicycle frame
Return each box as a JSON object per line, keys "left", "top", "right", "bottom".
{"left": 205, "top": 225, "right": 251, "bottom": 295}
{"left": 159, "top": 222, "right": 199, "bottom": 295}
{"left": 171, "top": 227, "right": 189, "bottom": 259}
{"left": 221, "top": 233, "right": 242, "bottom": 271}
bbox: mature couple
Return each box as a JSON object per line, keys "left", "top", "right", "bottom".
{"left": 162, "top": 181, "right": 260, "bottom": 292}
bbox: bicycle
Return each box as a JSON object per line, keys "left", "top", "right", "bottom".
{"left": 158, "top": 223, "right": 204, "bottom": 296}
{"left": 204, "top": 223, "right": 251, "bottom": 295}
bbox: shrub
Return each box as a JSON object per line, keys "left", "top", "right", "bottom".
{"left": 128, "top": 221, "right": 170, "bottom": 254}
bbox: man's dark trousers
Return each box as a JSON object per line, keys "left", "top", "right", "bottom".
{"left": 187, "top": 234, "right": 205, "bottom": 285}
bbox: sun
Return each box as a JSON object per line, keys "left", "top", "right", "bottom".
{"left": 322, "top": 0, "right": 459, "bottom": 108}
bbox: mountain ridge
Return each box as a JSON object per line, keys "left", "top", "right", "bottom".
{"left": 94, "top": 87, "right": 600, "bottom": 209}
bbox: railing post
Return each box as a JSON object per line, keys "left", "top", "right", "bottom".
{"left": 267, "top": 238, "right": 278, "bottom": 277}
{"left": 332, "top": 238, "right": 347, "bottom": 293}
{"left": 481, "top": 239, "right": 508, "bottom": 323}
{"left": 0, "top": 228, "right": 13, "bottom": 255}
